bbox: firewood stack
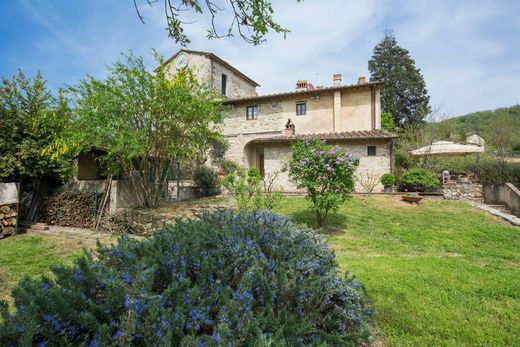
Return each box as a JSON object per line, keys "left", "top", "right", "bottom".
{"left": 38, "top": 191, "right": 99, "bottom": 228}
{"left": 0, "top": 203, "right": 18, "bottom": 239}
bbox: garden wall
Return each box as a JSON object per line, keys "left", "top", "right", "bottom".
{"left": 0, "top": 183, "right": 19, "bottom": 238}
{"left": 441, "top": 182, "right": 483, "bottom": 203}
{"left": 484, "top": 183, "right": 520, "bottom": 217}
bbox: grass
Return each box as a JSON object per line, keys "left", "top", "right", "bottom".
{"left": 276, "top": 195, "right": 520, "bottom": 346}
{"left": 1, "top": 196, "right": 518, "bottom": 345}
{"left": 0, "top": 234, "right": 86, "bottom": 306}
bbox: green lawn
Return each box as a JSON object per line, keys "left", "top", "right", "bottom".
{"left": 0, "top": 234, "right": 85, "bottom": 305}
{"left": 276, "top": 196, "right": 520, "bottom": 346}
{"left": 1, "top": 196, "right": 519, "bottom": 346}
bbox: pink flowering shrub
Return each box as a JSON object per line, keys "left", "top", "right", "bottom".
{"left": 288, "top": 139, "right": 360, "bottom": 227}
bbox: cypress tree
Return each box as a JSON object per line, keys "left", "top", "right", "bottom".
{"left": 368, "top": 30, "right": 431, "bottom": 126}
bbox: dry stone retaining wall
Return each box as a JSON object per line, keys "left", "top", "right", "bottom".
{"left": 441, "top": 182, "right": 483, "bottom": 203}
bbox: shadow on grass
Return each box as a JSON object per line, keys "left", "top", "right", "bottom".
{"left": 286, "top": 209, "right": 348, "bottom": 236}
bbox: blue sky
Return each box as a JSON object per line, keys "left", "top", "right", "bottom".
{"left": 1, "top": 0, "right": 519, "bottom": 117}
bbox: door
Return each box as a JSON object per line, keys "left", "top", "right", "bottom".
{"left": 259, "top": 153, "right": 265, "bottom": 177}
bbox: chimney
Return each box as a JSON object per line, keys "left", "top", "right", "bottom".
{"left": 284, "top": 118, "right": 295, "bottom": 136}
{"left": 296, "top": 80, "right": 308, "bottom": 92}
{"left": 333, "top": 73, "right": 342, "bottom": 87}
{"left": 358, "top": 76, "right": 366, "bottom": 85}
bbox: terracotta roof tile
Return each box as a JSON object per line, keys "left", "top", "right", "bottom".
{"left": 224, "top": 82, "right": 382, "bottom": 104}
{"left": 251, "top": 129, "right": 397, "bottom": 143}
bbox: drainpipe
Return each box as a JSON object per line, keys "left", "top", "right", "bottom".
{"left": 332, "top": 74, "right": 342, "bottom": 132}
{"left": 333, "top": 90, "right": 341, "bottom": 132}
{"left": 370, "top": 85, "right": 376, "bottom": 130}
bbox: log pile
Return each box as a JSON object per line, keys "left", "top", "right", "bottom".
{"left": 38, "top": 191, "right": 99, "bottom": 228}
{"left": 0, "top": 203, "right": 18, "bottom": 239}
{"left": 98, "top": 212, "right": 150, "bottom": 236}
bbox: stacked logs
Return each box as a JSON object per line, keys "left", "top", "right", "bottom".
{"left": 38, "top": 191, "right": 97, "bottom": 228}
{"left": 0, "top": 204, "right": 18, "bottom": 239}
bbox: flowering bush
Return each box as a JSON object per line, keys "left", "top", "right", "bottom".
{"left": 288, "top": 139, "right": 360, "bottom": 227}
{"left": 0, "top": 211, "right": 370, "bottom": 346}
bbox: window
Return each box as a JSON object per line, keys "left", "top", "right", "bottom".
{"left": 296, "top": 102, "right": 307, "bottom": 116}
{"left": 367, "top": 146, "right": 377, "bottom": 156}
{"left": 246, "top": 105, "right": 258, "bottom": 120}
{"left": 221, "top": 74, "right": 227, "bottom": 96}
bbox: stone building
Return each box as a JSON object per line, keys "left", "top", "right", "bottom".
{"left": 165, "top": 49, "right": 397, "bottom": 192}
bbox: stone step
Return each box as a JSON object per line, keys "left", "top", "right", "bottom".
{"left": 487, "top": 205, "right": 511, "bottom": 213}
{"left": 473, "top": 203, "right": 520, "bottom": 227}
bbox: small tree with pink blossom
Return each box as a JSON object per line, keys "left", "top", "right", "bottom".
{"left": 288, "top": 139, "right": 360, "bottom": 228}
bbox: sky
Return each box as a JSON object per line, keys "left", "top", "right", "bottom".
{"left": 1, "top": 0, "right": 519, "bottom": 117}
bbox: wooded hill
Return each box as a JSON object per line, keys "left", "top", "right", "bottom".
{"left": 438, "top": 104, "right": 520, "bottom": 155}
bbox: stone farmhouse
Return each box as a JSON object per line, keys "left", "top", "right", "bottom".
{"left": 165, "top": 49, "right": 396, "bottom": 192}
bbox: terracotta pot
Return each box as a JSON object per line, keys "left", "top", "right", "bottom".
{"left": 401, "top": 195, "right": 422, "bottom": 203}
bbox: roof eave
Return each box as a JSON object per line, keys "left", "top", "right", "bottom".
{"left": 224, "top": 82, "right": 383, "bottom": 105}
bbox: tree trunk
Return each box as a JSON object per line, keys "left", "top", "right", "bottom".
{"left": 316, "top": 210, "right": 325, "bottom": 228}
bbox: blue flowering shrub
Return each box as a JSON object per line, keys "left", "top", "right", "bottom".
{"left": 0, "top": 210, "right": 370, "bottom": 346}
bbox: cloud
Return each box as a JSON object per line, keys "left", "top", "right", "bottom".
{"left": 3, "top": 0, "right": 519, "bottom": 116}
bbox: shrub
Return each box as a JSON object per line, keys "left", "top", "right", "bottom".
{"left": 355, "top": 170, "right": 381, "bottom": 195}
{"left": 222, "top": 167, "right": 263, "bottom": 210}
{"left": 399, "top": 168, "right": 439, "bottom": 192}
{"left": 467, "top": 160, "right": 520, "bottom": 186}
{"left": 261, "top": 171, "right": 284, "bottom": 211}
{"left": 288, "top": 139, "right": 359, "bottom": 227}
{"left": 380, "top": 173, "right": 395, "bottom": 187}
{"left": 193, "top": 165, "right": 221, "bottom": 197}
{"left": 219, "top": 159, "right": 239, "bottom": 175}
{"left": 0, "top": 210, "right": 371, "bottom": 346}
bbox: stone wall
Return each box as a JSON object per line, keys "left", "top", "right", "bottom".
{"left": 210, "top": 61, "right": 256, "bottom": 99}
{"left": 442, "top": 182, "right": 483, "bottom": 203}
{"left": 165, "top": 52, "right": 212, "bottom": 84}
{"left": 222, "top": 87, "right": 380, "bottom": 137}
{"left": 255, "top": 140, "right": 393, "bottom": 192}
{"left": 484, "top": 183, "right": 520, "bottom": 217}
{"left": 165, "top": 51, "right": 256, "bottom": 99}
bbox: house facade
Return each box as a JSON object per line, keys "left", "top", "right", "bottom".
{"left": 165, "top": 50, "right": 397, "bottom": 192}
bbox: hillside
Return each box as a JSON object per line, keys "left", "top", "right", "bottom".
{"left": 440, "top": 104, "right": 520, "bottom": 155}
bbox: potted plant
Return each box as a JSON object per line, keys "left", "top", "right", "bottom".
{"left": 380, "top": 173, "right": 395, "bottom": 193}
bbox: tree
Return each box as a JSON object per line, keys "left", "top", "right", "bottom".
{"left": 381, "top": 111, "right": 396, "bottom": 131}
{"left": 484, "top": 114, "right": 518, "bottom": 156}
{"left": 0, "top": 71, "right": 72, "bottom": 220}
{"left": 133, "top": 0, "right": 300, "bottom": 46}
{"left": 288, "top": 139, "right": 359, "bottom": 228}
{"left": 368, "top": 31, "right": 431, "bottom": 127}
{"left": 50, "top": 52, "right": 223, "bottom": 207}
